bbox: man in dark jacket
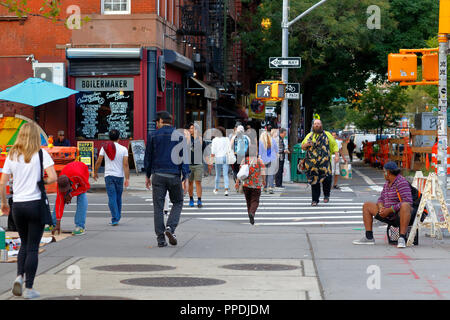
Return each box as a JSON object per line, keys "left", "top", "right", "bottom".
{"left": 144, "top": 111, "right": 190, "bottom": 247}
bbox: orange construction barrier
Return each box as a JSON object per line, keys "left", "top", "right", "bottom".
{"left": 379, "top": 139, "right": 389, "bottom": 167}
{"left": 42, "top": 146, "right": 78, "bottom": 194}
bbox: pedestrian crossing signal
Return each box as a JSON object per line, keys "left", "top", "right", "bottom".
{"left": 256, "top": 84, "right": 272, "bottom": 99}
{"left": 255, "top": 81, "right": 285, "bottom": 101}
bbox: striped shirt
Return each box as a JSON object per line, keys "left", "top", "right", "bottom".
{"left": 377, "top": 174, "right": 412, "bottom": 212}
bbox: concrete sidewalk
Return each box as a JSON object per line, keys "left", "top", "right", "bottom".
{"left": 0, "top": 163, "right": 449, "bottom": 301}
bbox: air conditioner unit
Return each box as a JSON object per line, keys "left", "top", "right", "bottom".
{"left": 32, "top": 62, "right": 66, "bottom": 86}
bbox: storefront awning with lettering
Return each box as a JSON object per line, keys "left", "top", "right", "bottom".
{"left": 189, "top": 77, "right": 218, "bottom": 100}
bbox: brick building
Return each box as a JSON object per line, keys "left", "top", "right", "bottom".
{"left": 0, "top": 0, "right": 251, "bottom": 151}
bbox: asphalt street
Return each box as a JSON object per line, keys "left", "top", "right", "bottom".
{"left": 0, "top": 160, "right": 449, "bottom": 302}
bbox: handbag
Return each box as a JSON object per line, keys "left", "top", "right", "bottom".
{"left": 37, "top": 149, "right": 54, "bottom": 226}
{"left": 237, "top": 158, "right": 255, "bottom": 181}
{"left": 7, "top": 194, "right": 17, "bottom": 231}
{"left": 226, "top": 146, "right": 236, "bottom": 164}
{"left": 237, "top": 163, "right": 249, "bottom": 180}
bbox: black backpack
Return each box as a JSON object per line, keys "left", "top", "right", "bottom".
{"left": 408, "top": 183, "right": 428, "bottom": 223}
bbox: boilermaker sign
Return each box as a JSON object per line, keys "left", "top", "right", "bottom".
{"left": 76, "top": 78, "right": 134, "bottom": 91}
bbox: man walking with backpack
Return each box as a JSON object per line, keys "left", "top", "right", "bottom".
{"left": 231, "top": 125, "right": 250, "bottom": 192}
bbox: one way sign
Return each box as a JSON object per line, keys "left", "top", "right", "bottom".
{"left": 269, "top": 57, "right": 301, "bottom": 69}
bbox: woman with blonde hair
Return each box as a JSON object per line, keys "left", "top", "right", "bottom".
{"left": 0, "top": 123, "right": 57, "bottom": 299}
{"left": 258, "top": 127, "right": 278, "bottom": 193}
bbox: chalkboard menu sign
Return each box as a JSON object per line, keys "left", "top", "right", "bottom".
{"left": 129, "top": 140, "right": 146, "bottom": 174}
{"left": 77, "top": 141, "right": 94, "bottom": 171}
{"left": 75, "top": 78, "right": 134, "bottom": 140}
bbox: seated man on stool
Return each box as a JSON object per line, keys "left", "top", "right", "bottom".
{"left": 353, "top": 161, "right": 413, "bottom": 248}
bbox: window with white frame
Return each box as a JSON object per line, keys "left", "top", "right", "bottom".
{"left": 102, "top": 0, "right": 131, "bottom": 14}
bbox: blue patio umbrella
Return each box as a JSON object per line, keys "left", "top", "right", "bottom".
{"left": 0, "top": 77, "right": 78, "bottom": 107}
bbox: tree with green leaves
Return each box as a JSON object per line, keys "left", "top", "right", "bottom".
{"left": 353, "top": 83, "right": 411, "bottom": 137}
{"left": 239, "top": 0, "right": 439, "bottom": 147}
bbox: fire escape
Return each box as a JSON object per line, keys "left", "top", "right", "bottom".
{"left": 179, "top": 0, "right": 226, "bottom": 87}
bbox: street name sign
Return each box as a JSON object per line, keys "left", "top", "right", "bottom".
{"left": 269, "top": 57, "right": 301, "bottom": 68}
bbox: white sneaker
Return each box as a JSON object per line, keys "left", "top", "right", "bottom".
{"left": 23, "top": 288, "right": 40, "bottom": 299}
{"left": 12, "top": 275, "right": 23, "bottom": 296}
{"left": 213, "top": 189, "right": 218, "bottom": 195}
{"left": 224, "top": 190, "right": 229, "bottom": 196}
{"left": 352, "top": 237, "right": 375, "bottom": 245}
{"left": 397, "top": 237, "right": 406, "bottom": 248}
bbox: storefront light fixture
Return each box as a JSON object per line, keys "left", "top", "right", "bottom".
{"left": 119, "top": 90, "right": 124, "bottom": 95}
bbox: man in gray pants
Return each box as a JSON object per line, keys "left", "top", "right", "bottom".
{"left": 144, "top": 111, "right": 190, "bottom": 247}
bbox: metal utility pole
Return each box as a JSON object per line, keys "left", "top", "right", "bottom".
{"left": 437, "top": 34, "right": 448, "bottom": 201}
{"left": 280, "top": 0, "right": 328, "bottom": 134}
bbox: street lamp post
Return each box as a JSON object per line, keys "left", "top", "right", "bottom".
{"left": 280, "top": 0, "right": 328, "bottom": 135}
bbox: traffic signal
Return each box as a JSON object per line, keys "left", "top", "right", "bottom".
{"left": 255, "top": 81, "right": 285, "bottom": 101}
{"left": 388, "top": 53, "right": 417, "bottom": 82}
{"left": 256, "top": 83, "right": 272, "bottom": 99}
{"left": 422, "top": 53, "right": 439, "bottom": 81}
{"left": 440, "top": 0, "right": 450, "bottom": 33}
{"left": 351, "top": 92, "right": 362, "bottom": 104}
{"left": 271, "top": 82, "right": 286, "bottom": 99}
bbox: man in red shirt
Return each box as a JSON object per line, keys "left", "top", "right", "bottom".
{"left": 52, "top": 161, "right": 90, "bottom": 235}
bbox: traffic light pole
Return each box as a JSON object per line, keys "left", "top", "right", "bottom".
{"left": 281, "top": 0, "right": 289, "bottom": 133}
{"left": 437, "top": 34, "right": 448, "bottom": 201}
{"left": 281, "top": 0, "right": 328, "bottom": 134}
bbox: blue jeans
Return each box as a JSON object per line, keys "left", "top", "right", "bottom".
{"left": 214, "top": 156, "right": 229, "bottom": 190}
{"left": 105, "top": 176, "right": 124, "bottom": 223}
{"left": 52, "top": 192, "right": 88, "bottom": 229}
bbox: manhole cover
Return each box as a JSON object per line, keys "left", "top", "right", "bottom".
{"left": 92, "top": 264, "right": 176, "bottom": 272}
{"left": 121, "top": 277, "right": 226, "bottom": 287}
{"left": 221, "top": 264, "right": 299, "bottom": 271}
{"left": 43, "top": 295, "right": 133, "bottom": 300}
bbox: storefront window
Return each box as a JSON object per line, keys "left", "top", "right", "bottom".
{"left": 75, "top": 77, "right": 134, "bottom": 140}
{"left": 103, "top": 0, "right": 130, "bottom": 14}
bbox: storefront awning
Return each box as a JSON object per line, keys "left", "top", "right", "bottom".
{"left": 164, "top": 49, "right": 194, "bottom": 71}
{"left": 190, "top": 77, "right": 218, "bottom": 100}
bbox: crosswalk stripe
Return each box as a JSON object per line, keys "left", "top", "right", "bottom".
{"left": 182, "top": 211, "right": 361, "bottom": 215}
{"left": 182, "top": 206, "right": 363, "bottom": 210}
{"left": 254, "top": 221, "right": 364, "bottom": 226}
{"left": 200, "top": 216, "right": 361, "bottom": 221}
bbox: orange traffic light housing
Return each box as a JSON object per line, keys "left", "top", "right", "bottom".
{"left": 439, "top": 0, "right": 450, "bottom": 33}
{"left": 422, "top": 53, "right": 439, "bottom": 81}
{"left": 388, "top": 53, "right": 417, "bottom": 82}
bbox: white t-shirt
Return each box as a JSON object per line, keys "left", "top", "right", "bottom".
{"left": 2, "top": 149, "right": 54, "bottom": 202}
{"left": 211, "top": 137, "right": 230, "bottom": 158}
{"left": 99, "top": 142, "right": 128, "bottom": 178}
{"left": 337, "top": 139, "right": 343, "bottom": 151}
